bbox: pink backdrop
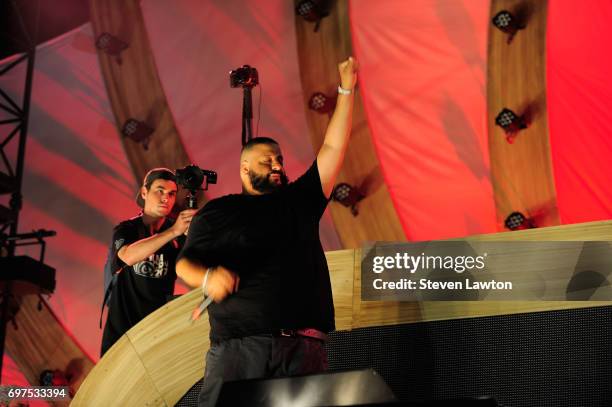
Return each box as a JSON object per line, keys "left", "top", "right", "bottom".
{"left": 547, "top": 0, "right": 612, "bottom": 224}
{"left": 350, "top": 0, "right": 497, "bottom": 241}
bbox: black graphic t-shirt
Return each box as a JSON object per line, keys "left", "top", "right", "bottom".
{"left": 101, "top": 215, "right": 182, "bottom": 355}
{"left": 178, "top": 160, "right": 335, "bottom": 342}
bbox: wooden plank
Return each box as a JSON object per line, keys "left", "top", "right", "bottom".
{"left": 294, "top": 0, "right": 406, "bottom": 248}
{"left": 127, "top": 290, "right": 209, "bottom": 405}
{"left": 353, "top": 220, "right": 612, "bottom": 328}
{"left": 488, "top": 0, "right": 559, "bottom": 228}
{"left": 73, "top": 289, "right": 205, "bottom": 406}
{"left": 89, "top": 0, "right": 191, "bottom": 181}
{"left": 71, "top": 334, "right": 164, "bottom": 406}
{"left": 326, "top": 249, "right": 356, "bottom": 331}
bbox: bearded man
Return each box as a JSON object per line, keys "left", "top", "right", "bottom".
{"left": 176, "top": 57, "right": 358, "bottom": 406}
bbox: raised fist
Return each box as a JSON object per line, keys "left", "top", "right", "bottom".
{"left": 338, "top": 56, "right": 358, "bottom": 90}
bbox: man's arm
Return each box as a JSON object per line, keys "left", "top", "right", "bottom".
{"left": 118, "top": 209, "right": 196, "bottom": 266}
{"left": 176, "top": 258, "right": 207, "bottom": 287}
{"left": 176, "top": 259, "right": 239, "bottom": 303}
{"left": 317, "top": 57, "right": 358, "bottom": 198}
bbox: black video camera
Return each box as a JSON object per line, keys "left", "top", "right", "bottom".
{"left": 175, "top": 164, "right": 217, "bottom": 209}
{"left": 229, "top": 65, "right": 259, "bottom": 88}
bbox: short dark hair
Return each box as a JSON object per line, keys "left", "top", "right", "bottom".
{"left": 241, "top": 137, "right": 279, "bottom": 154}
{"left": 135, "top": 168, "right": 176, "bottom": 208}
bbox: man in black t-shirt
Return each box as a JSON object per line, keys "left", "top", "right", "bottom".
{"left": 177, "top": 57, "right": 358, "bottom": 405}
{"left": 100, "top": 168, "right": 196, "bottom": 356}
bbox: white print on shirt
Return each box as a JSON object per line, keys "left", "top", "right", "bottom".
{"left": 114, "top": 238, "right": 125, "bottom": 250}
{"left": 134, "top": 253, "right": 168, "bottom": 278}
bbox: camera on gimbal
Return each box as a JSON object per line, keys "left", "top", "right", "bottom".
{"left": 229, "top": 65, "right": 259, "bottom": 88}
{"left": 175, "top": 164, "right": 217, "bottom": 209}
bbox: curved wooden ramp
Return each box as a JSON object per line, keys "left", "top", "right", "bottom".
{"left": 72, "top": 289, "right": 207, "bottom": 406}
{"left": 4, "top": 289, "right": 94, "bottom": 406}
{"left": 74, "top": 221, "right": 612, "bottom": 406}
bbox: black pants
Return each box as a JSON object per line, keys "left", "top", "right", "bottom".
{"left": 198, "top": 335, "right": 328, "bottom": 406}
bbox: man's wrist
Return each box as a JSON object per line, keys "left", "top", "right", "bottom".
{"left": 338, "top": 85, "right": 353, "bottom": 95}
{"left": 202, "top": 267, "right": 213, "bottom": 296}
{"left": 169, "top": 225, "right": 182, "bottom": 238}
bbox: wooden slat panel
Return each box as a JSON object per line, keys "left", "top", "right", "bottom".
{"left": 71, "top": 334, "right": 165, "bottom": 406}
{"left": 295, "top": 0, "right": 406, "bottom": 248}
{"left": 126, "top": 290, "right": 209, "bottom": 405}
{"left": 5, "top": 291, "right": 94, "bottom": 406}
{"left": 73, "top": 289, "right": 205, "bottom": 406}
{"left": 327, "top": 249, "right": 356, "bottom": 331}
{"left": 488, "top": 0, "right": 559, "bottom": 228}
{"left": 353, "top": 220, "right": 612, "bottom": 328}
{"left": 89, "top": 0, "right": 191, "bottom": 181}
{"left": 468, "top": 219, "right": 612, "bottom": 241}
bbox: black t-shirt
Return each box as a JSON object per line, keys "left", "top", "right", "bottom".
{"left": 102, "top": 215, "right": 181, "bottom": 352}
{"left": 178, "top": 160, "right": 335, "bottom": 342}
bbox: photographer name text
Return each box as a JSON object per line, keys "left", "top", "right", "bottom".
{"left": 373, "top": 278, "right": 512, "bottom": 290}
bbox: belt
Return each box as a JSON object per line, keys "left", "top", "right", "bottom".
{"left": 276, "top": 328, "right": 328, "bottom": 342}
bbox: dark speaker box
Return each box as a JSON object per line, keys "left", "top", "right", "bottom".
{"left": 216, "top": 368, "right": 398, "bottom": 406}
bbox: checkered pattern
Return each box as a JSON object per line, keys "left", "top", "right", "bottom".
{"left": 505, "top": 212, "right": 526, "bottom": 230}
{"left": 493, "top": 11, "right": 513, "bottom": 29}
{"left": 309, "top": 93, "right": 327, "bottom": 111}
{"left": 333, "top": 184, "right": 351, "bottom": 202}
{"left": 496, "top": 108, "right": 517, "bottom": 128}
{"left": 297, "top": 1, "right": 314, "bottom": 17}
{"left": 96, "top": 33, "right": 112, "bottom": 50}
{"left": 122, "top": 119, "right": 139, "bottom": 136}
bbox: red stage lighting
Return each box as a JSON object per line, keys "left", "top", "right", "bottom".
{"left": 492, "top": 10, "right": 526, "bottom": 44}
{"left": 295, "top": 0, "right": 331, "bottom": 32}
{"left": 309, "top": 92, "right": 336, "bottom": 115}
{"left": 332, "top": 183, "right": 365, "bottom": 216}
{"left": 95, "top": 32, "right": 128, "bottom": 64}
{"left": 121, "top": 119, "right": 153, "bottom": 150}
{"left": 495, "top": 108, "right": 528, "bottom": 144}
{"left": 504, "top": 211, "right": 535, "bottom": 231}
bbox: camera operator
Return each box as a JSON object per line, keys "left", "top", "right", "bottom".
{"left": 101, "top": 168, "right": 197, "bottom": 356}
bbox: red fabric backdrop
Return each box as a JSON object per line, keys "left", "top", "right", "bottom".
{"left": 350, "top": 0, "right": 497, "bottom": 241}
{"left": 547, "top": 0, "right": 612, "bottom": 224}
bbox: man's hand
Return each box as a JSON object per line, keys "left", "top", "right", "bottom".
{"left": 338, "top": 56, "right": 358, "bottom": 90}
{"left": 171, "top": 209, "right": 197, "bottom": 237}
{"left": 206, "top": 266, "right": 240, "bottom": 303}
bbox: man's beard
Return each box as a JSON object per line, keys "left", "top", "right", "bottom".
{"left": 248, "top": 169, "right": 288, "bottom": 194}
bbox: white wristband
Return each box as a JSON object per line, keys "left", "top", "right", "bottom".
{"left": 202, "top": 267, "right": 212, "bottom": 296}
{"left": 338, "top": 85, "right": 353, "bottom": 95}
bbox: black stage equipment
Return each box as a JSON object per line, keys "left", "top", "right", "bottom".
{"left": 504, "top": 211, "right": 535, "bottom": 230}
{"left": 492, "top": 9, "right": 527, "bottom": 44}
{"left": 95, "top": 32, "right": 128, "bottom": 64}
{"left": 216, "top": 368, "right": 398, "bottom": 407}
{"left": 121, "top": 118, "right": 154, "bottom": 150}
{"left": 296, "top": 0, "right": 332, "bottom": 32}
{"left": 175, "top": 164, "right": 217, "bottom": 209}
{"left": 332, "top": 182, "right": 365, "bottom": 216}
{"left": 495, "top": 107, "right": 528, "bottom": 143}
{"left": 229, "top": 65, "right": 259, "bottom": 146}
